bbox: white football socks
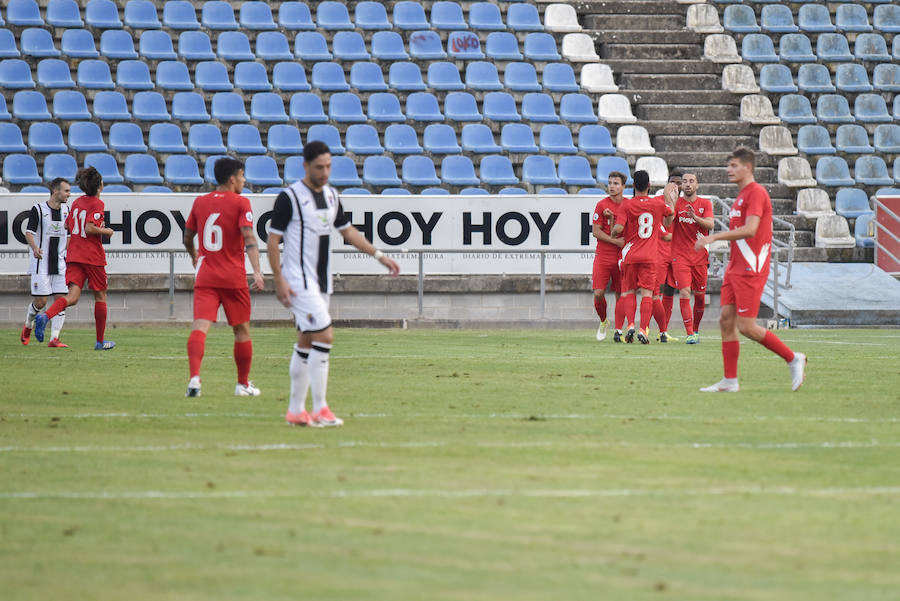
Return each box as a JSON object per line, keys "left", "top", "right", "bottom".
{"left": 288, "top": 345, "right": 310, "bottom": 414}
{"left": 51, "top": 311, "right": 65, "bottom": 340}
{"left": 309, "top": 342, "right": 332, "bottom": 414}
{"left": 25, "top": 302, "right": 39, "bottom": 328}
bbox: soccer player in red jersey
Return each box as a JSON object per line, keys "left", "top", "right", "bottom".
{"left": 183, "top": 158, "right": 264, "bottom": 398}
{"left": 672, "top": 171, "right": 714, "bottom": 344}
{"left": 695, "top": 148, "right": 806, "bottom": 392}
{"left": 656, "top": 171, "right": 683, "bottom": 340}
{"left": 591, "top": 171, "right": 627, "bottom": 341}
{"left": 612, "top": 170, "right": 676, "bottom": 344}
{"left": 653, "top": 221, "right": 674, "bottom": 342}
{"left": 33, "top": 168, "right": 116, "bottom": 350}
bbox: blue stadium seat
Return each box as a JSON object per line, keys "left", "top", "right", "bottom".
{"left": 466, "top": 62, "right": 503, "bottom": 91}
{"left": 255, "top": 32, "right": 293, "bottom": 61}
{"left": 356, "top": 2, "right": 390, "bottom": 30}
{"left": 3, "top": 155, "right": 41, "bottom": 184}
{"left": 470, "top": 3, "right": 504, "bottom": 31}
{"left": 0, "top": 30, "right": 21, "bottom": 58}
{"left": 855, "top": 33, "right": 891, "bottom": 61}
{"left": 98, "top": 29, "right": 137, "bottom": 59}
{"left": 543, "top": 63, "right": 579, "bottom": 92}
{"left": 86, "top": 153, "right": 125, "bottom": 184}
{"left": 504, "top": 62, "right": 541, "bottom": 92}
{"left": 817, "top": 33, "right": 853, "bottom": 62}
{"left": 188, "top": 124, "right": 227, "bottom": 154}
{"left": 835, "top": 4, "right": 872, "bottom": 33}
{"left": 0, "top": 97, "right": 11, "bottom": 120}
{"left": 341, "top": 188, "right": 370, "bottom": 195}
{"left": 139, "top": 30, "right": 176, "bottom": 60}
{"left": 195, "top": 61, "right": 233, "bottom": 91}
{"left": 895, "top": 37, "right": 900, "bottom": 61}
{"left": 0, "top": 59, "right": 35, "bottom": 88}
{"left": 372, "top": 31, "right": 409, "bottom": 60}
{"left": 408, "top": 30, "right": 446, "bottom": 59}
{"left": 0, "top": 123, "right": 26, "bottom": 152}
{"left": 384, "top": 124, "right": 423, "bottom": 155}
{"left": 227, "top": 124, "right": 266, "bottom": 154}
{"left": 407, "top": 92, "right": 444, "bottom": 122}
{"left": 109, "top": 122, "right": 147, "bottom": 152}
{"left": 558, "top": 156, "right": 596, "bottom": 186}
{"left": 797, "top": 125, "right": 836, "bottom": 154}
{"left": 483, "top": 92, "right": 521, "bottom": 122}
{"left": 441, "top": 156, "right": 479, "bottom": 186}
{"left": 461, "top": 123, "right": 501, "bottom": 153}
{"left": 560, "top": 93, "right": 598, "bottom": 123}
{"left": 431, "top": 2, "right": 467, "bottom": 30}
{"left": 522, "top": 93, "right": 560, "bottom": 122}
{"left": 816, "top": 156, "right": 855, "bottom": 186}
{"left": 460, "top": 188, "right": 490, "bottom": 195}
{"left": 149, "top": 123, "right": 187, "bottom": 153}
{"left": 116, "top": 60, "right": 153, "bottom": 90}
{"left": 873, "top": 64, "right": 900, "bottom": 92}
{"left": 854, "top": 212, "right": 875, "bottom": 248}
{"left": 345, "top": 124, "right": 383, "bottom": 155}
{"left": 333, "top": 31, "right": 370, "bottom": 61}
{"left": 779, "top": 33, "right": 816, "bottom": 62}
{"left": 47, "top": 0, "right": 83, "bottom": 27}
{"left": 85, "top": 0, "right": 122, "bottom": 28}
{"left": 723, "top": 5, "right": 760, "bottom": 33}
{"left": 855, "top": 94, "right": 891, "bottom": 123}
{"left": 368, "top": 93, "right": 405, "bottom": 123}
{"left": 401, "top": 156, "right": 440, "bottom": 186}
{"left": 363, "top": 156, "right": 401, "bottom": 186}
{"left": 163, "top": 155, "right": 203, "bottom": 185}
{"left": 539, "top": 124, "right": 577, "bottom": 153}
{"left": 43, "top": 154, "right": 77, "bottom": 182}
{"left": 125, "top": 0, "right": 161, "bottom": 29}
{"left": 141, "top": 186, "right": 173, "bottom": 193}
{"left": 761, "top": 5, "right": 798, "bottom": 33}
{"left": 244, "top": 156, "right": 282, "bottom": 186}
{"left": 177, "top": 31, "right": 214, "bottom": 60}
{"left": 742, "top": 33, "right": 779, "bottom": 62}
{"left": 538, "top": 188, "right": 567, "bottom": 195}
{"left": 480, "top": 155, "right": 519, "bottom": 186}
{"left": 797, "top": 64, "right": 835, "bottom": 93}
{"left": 250, "top": 92, "right": 288, "bottom": 121}
{"left": 211, "top": 92, "right": 250, "bottom": 122}
{"left": 289, "top": 93, "right": 328, "bottom": 122}
{"left": 240, "top": 2, "right": 276, "bottom": 30}
{"left": 154, "top": 61, "right": 191, "bottom": 91}
{"left": 317, "top": 1, "right": 353, "bottom": 30}
{"left": 61, "top": 29, "right": 98, "bottom": 58}
{"left": 524, "top": 33, "right": 561, "bottom": 61}
{"left": 295, "top": 32, "right": 333, "bottom": 60}
{"left": 424, "top": 124, "right": 461, "bottom": 153}
{"left": 124, "top": 154, "right": 163, "bottom": 184}
{"left": 203, "top": 155, "right": 228, "bottom": 183}
{"left": 507, "top": 4, "right": 542, "bottom": 31}
{"left": 855, "top": 156, "right": 894, "bottom": 186}
{"left": 448, "top": 31, "right": 484, "bottom": 59}
{"left": 836, "top": 124, "right": 873, "bottom": 153}
{"left": 577, "top": 188, "right": 606, "bottom": 196}
{"left": 874, "top": 4, "right": 900, "bottom": 33}
{"left": 273, "top": 62, "right": 311, "bottom": 92}
{"left": 523, "top": 155, "right": 561, "bottom": 186}
{"left": 874, "top": 124, "right": 900, "bottom": 153}
{"left": 278, "top": 2, "right": 315, "bottom": 30}
{"left": 500, "top": 123, "right": 538, "bottom": 153}
{"left": 103, "top": 185, "right": 132, "bottom": 193}
{"left": 6, "top": 0, "right": 43, "bottom": 26}
{"left": 817, "top": 94, "right": 854, "bottom": 124}
{"left": 381, "top": 188, "right": 411, "bottom": 195}
{"left": 596, "top": 156, "right": 632, "bottom": 185}
{"left": 201, "top": 1, "right": 237, "bottom": 29}
{"left": 37, "top": 59, "right": 75, "bottom": 88}
{"left": 21, "top": 28, "right": 60, "bottom": 57}
{"left": 578, "top": 125, "right": 616, "bottom": 154}
{"left": 234, "top": 62, "right": 272, "bottom": 91}
{"left": 394, "top": 2, "right": 430, "bottom": 30}
{"left": 894, "top": 96, "right": 900, "bottom": 120}
{"left": 445, "top": 92, "right": 482, "bottom": 122}
{"left": 311, "top": 62, "right": 349, "bottom": 91}
{"left": 306, "top": 124, "right": 345, "bottom": 154}
{"left": 351, "top": 62, "right": 388, "bottom": 92}
{"left": 329, "top": 93, "right": 366, "bottom": 122}
{"left": 172, "top": 92, "right": 210, "bottom": 121}
{"left": 217, "top": 32, "right": 254, "bottom": 61}
{"left": 486, "top": 32, "right": 523, "bottom": 61}
{"left": 27, "top": 122, "right": 66, "bottom": 152}
{"left": 133, "top": 91, "right": 170, "bottom": 121}
{"left": 52, "top": 90, "right": 89, "bottom": 120}
{"left": 389, "top": 62, "right": 426, "bottom": 91}
{"left": 93, "top": 91, "right": 130, "bottom": 120}
{"left": 798, "top": 4, "right": 835, "bottom": 33}
{"left": 163, "top": 1, "right": 199, "bottom": 29}
{"left": 421, "top": 188, "right": 449, "bottom": 195}
{"left": 760, "top": 64, "right": 798, "bottom": 93}
{"left": 13, "top": 91, "right": 50, "bottom": 119}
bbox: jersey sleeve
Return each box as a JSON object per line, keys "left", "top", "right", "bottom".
{"left": 333, "top": 199, "right": 351, "bottom": 230}
{"left": 87, "top": 200, "right": 104, "bottom": 228}
{"left": 268, "top": 192, "right": 293, "bottom": 235}
{"left": 591, "top": 201, "right": 604, "bottom": 225}
{"left": 238, "top": 196, "right": 253, "bottom": 229}
{"left": 614, "top": 202, "right": 628, "bottom": 227}
{"left": 745, "top": 187, "right": 767, "bottom": 218}
{"left": 25, "top": 206, "right": 39, "bottom": 234}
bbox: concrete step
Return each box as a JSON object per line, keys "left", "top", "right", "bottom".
{"left": 574, "top": 1, "right": 684, "bottom": 16}
{"left": 594, "top": 30, "right": 702, "bottom": 45}
{"left": 690, "top": 166, "right": 777, "bottom": 183}
{"left": 637, "top": 104, "right": 740, "bottom": 122}
{"left": 583, "top": 14, "right": 684, "bottom": 31}
{"left": 699, "top": 184, "right": 794, "bottom": 202}
{"left": 602, "top": 59, "right": 722, "bottom": 75}
{"left": 619, "top": 73, "right": 722, "bottom": 91}
{"left": 601, "top": 43, "right": 702, "bottom": 61}
{"left": 660, "top": 151, "right": 777, "bottom": 169}
{"left": 623, "top": 90, "right": 740, "bottom": 105}
{"left": 774, "top": 230, "right": 814, "bottom": 247}
{"left": 653, "top": 135, "right": 757, "bottom": 152}
{"left": 642, "top": 120, "right": 755, "bottom": 136}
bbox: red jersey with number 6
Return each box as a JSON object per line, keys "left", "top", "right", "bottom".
{"left": 186, "top": 190, "right": 254, "bottom": 289}
{"left": 615, "top": 195, "right": 674, "bottom": 265}
{"left": 65, "top": 195, "right": 107, "bottom": 266}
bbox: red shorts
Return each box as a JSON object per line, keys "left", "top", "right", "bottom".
{"left": 193, "top": 286, "right": 251, "bottom": 326}
{"left": 655, "top": 260, "right": 675, "bottom": 294}
{"left": 622, "top": 262, "right": 656, "bottom": 292}
{"left": 65, "top": 262, "right": 107, "bottom": 291}
{"left": 720, "top": 275, "right": 767, "bottom": 318}
{"left": 592, "top": 255, "right": 621, "bottom": 294}
{"left": 672, "top": 261, "right": 708, "bottom": 292}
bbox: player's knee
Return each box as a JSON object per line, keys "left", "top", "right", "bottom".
{"left": 678, "top": 288, "right": 691, "bottom": 299}
{"left": 33, "top": 297, "right": 47, "bottom": 309}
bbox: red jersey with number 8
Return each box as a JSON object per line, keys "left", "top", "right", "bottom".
{"left": 615, "top": 195, "right": 674, "bottom": 265}
{"left": 186, "top": 190, "right": 254, "bottom": 289}
{"left": 65, "top": 195, "right": 107, "bottom": 266}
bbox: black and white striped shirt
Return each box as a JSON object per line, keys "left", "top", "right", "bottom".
{"left": 25, "top": 201, "right": 68, "bottom": 276}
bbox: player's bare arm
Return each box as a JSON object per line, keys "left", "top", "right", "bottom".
{"left": 686, "top": 204, "right": 715, "bottom": 230}
{"left": 183, "top": 227, "right": 198, "bottom": 267}
{"left": 241, "top": 225, "right": 264, "bottom": 291}
{"left": 85, "top": 222, "right": 113, "bottom": 238}
{"left": 592, "top": 223, "right": 624, "bottom": 247}
{"left": 694, "top": 215, "right": 761, "bottom": 250}
{"left": 340, "top": 226, "right": 400, "bottom": 275}
{"left": 611, "top": 222, "right": 624, "bottom": 237}
{"left": 25, "top": 231, "right": 43, "bottom": 260}
{"left": 265, "top": 231, "right": 294, "bottom": 307}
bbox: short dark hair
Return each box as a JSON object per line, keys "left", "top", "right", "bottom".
{"left": 608, "top": 171, "right": 627, "bottom": 186}
{"left": 303, "top": 141, "right": 331, "bottom": 163}
{"left": 668, "top": 168, "right": 683, "bottom": 179}
{"left": 728, "top": 147, "right": 756, "bottom": 169}
{"left": 75, "top": 167, "right": 102, "bottom": 197}
{"left": 682, "top": 170, "right": 699, "bottom": 181}
{"left": 214, "top": 157, "right": 244, "bottom": 185}
{"left": 49, "top": 177, "right": 68, "bottom": 194}
{"left": 633, "top": 170, "right": 650, "bottom": 193}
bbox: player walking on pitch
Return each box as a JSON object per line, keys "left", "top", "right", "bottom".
{"left": 22, "top": 178, "right": 71, "bottom": 347}
{"left": 267, "top": 141, "right": 399, "bottom": 427}
{"left": 183, "top": 157, "right": 265, "bottom": 397}
{"left": 34, "top": 168, "right": 116, "bottom": 350}
{"left": 695, "top": 148, "right": 806, "bottom": 392}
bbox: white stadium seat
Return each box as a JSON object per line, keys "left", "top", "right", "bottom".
{"left": 740, "top": 95, "right": 780, "bottom": 125}
{"left": 721, "top": 64, "right": 760, "bottom": 94}
{"left": 688, "top": 4, "right": 724, "bottom": 34}
{"left": 616, "top": 125, "right": 656, "bottom": 155}
{"left": 597, "top": 94, "right": 636, "bottom": 124}
{"left": 778, "top": 157, "right": 818, "bottom": 188}
{"left": 759, "top": 125, "right": 798, "bottom": 156}
{"left": 796, "top": 188, "right": 836, "bottom": 219}
{"left": 544, "top": 4, "right": 582, "bottom": 33}
{"left": 561, "top": 33, "right": 599, "bottom": 62}
{"left": 703, "top": 34, "right": 741, "bottom": 63}
{"left": 580, "top": 63, "right": 618, "bottom": 93}
{"left": 635, "top": 156, "right": 669, "bottom": 186}
{"left": 815, "top": 214, "right": 856, "bottom": 248}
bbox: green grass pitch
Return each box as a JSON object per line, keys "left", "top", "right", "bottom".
{"left": 1, "top": 326, "right": 899, "bottom": 600}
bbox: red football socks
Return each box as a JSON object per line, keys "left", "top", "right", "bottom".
{"left": 45, "top": 297, "right": 68, "bottom": 320}
{"left": 94, "top": 301, "right": 107, "bottom": 343}
{"left": 680, "top": 298, "right": 694, "bottom": 336}
{"left": 722, "top": 340, "right": 740, "bottom": 379}
{"left": 614, "top": 296, "right": 626, "bottom": 330}
{"left": 652, "top": 298, "right": 666, "bottom": 331}
{"left": 593, "top": 295, "right": 607, "bottom": 321}
{"left": 639, "top": 297, "right": 652, "bottom": 332}
{"left": 693, "top": 293, "right": 705, "bottom": 332}
{"left": 187, "top": 330, "right": 206, "bottom": 378}
{"left": 234, "top": 340, "right": 253, "bottom": 387}
{"left": 761, "top": 331, "right": 795, "bottom": 363}
{"left": 623, "top": 294, "right": 637, "bottom": 328}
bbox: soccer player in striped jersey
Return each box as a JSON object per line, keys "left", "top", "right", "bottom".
{"left": 21, "top": 178, "right": 70, "bottom": 347}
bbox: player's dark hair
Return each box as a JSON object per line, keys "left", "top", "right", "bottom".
{"left": 303, "top": 140, "right": 331, "bottom": 163}
{"left": 682, "top": 170, "right": 699, "bottom": 181}
{"left": 214, "top": 157, "right": 244, "bottom": 185}
{"left": 633, "top": 170, "right": 650, "bottom": 193}
{"left": 49, "top": 177, "right": 68, "bottom": 194}
{"left": 75, "top": 167, "right": 102, "bottom": 196}
{"left": 608, "top": 171, "right": 627, "bottom": 186}
{"left": 668, "top": 168, "right": 683, "bottom": 179}
{"left": 728, "top": 147, "right": 756, "bottom": 169}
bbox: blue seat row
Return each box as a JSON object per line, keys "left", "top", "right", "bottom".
{"left": 796, "top": 124, "right": 900, "bottom": 155}
{"left": 778, "top": 93, "right": 896, "bottom": 125}
{"left": 742, "top": 32, "right": 896, "bottom": 63}
{"left": 760, "top": 63, "right": 900, "bottom": 94}
{"left": 815, "top": 155, "right": 897, "bottom": 187}
{"left": 724, "top": 3, "right": 899, "bottom": 34}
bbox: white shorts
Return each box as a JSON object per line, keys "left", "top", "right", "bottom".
{"left": 290, "top": 292, "right": 332, "bottom": 333}
{"left": 30, "top": 274, "right": 67, "bottom": 296}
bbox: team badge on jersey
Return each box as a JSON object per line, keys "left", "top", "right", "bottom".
{"left": 245, "top": 211, "right": 253, "bottom": 223}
